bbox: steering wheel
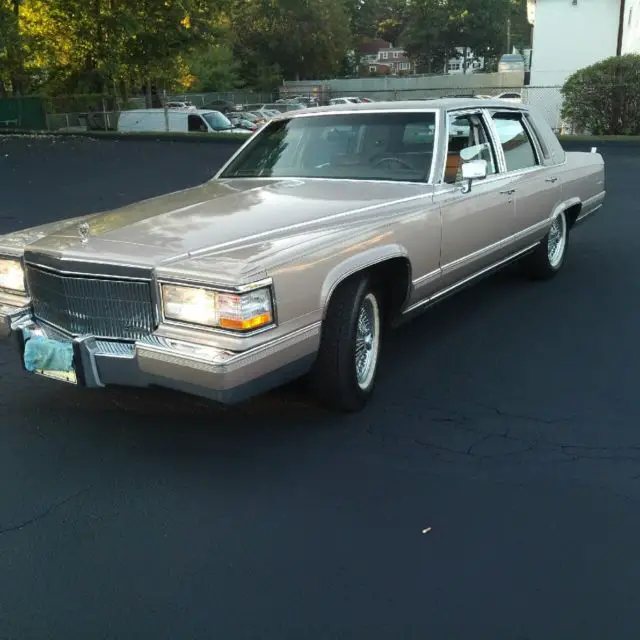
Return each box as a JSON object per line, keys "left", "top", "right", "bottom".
{"left": 371, "top": 156, "right": 414, "bottom": 171}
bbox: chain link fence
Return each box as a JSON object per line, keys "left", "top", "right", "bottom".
{"left": 33, "top": 91, "right": 280, "bottom": 133}
{"left": 0, "top": 85, "right": 606, "bottom": 135}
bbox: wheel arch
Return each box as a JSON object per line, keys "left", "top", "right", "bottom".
{"left": 320, "top": 247, "right": 413, "bottom": 322}
{"left": 550, "top": 197, "right": 582, "bottom": 230}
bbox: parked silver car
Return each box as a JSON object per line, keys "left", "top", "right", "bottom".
{"left": 0, "top": 99, "right": 605, "bottom": 411}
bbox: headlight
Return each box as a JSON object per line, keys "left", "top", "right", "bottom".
{"left": 161, "top": 284, "right": 274, "bottom": 332}
{"left": 0, "top": 259, "right": 25, "bottom": 293}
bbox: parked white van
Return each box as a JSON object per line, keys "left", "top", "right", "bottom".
{"left": 117, "top": 108, "right": 251, "bottom": 135}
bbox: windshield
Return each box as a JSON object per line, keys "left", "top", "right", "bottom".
{"left": 202, "top": 111, "right": 234, "bottom": 130}
{"left": 219, "top": 112, "right": 436, "bottom": 182}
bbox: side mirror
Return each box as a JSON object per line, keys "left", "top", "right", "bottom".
{"left": 460, "top": 159, "right": 488, "bottom": 193}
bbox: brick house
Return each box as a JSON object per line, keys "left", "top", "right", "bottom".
{"left": 358, "top": 41, "right": 416, "bottom": 75}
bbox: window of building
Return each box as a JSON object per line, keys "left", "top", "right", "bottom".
{"left": 380, "top": 51, "right": 389, "bottom": 60}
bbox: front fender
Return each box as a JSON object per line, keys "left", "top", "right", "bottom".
{"left": 320, "top": 244, "right": 410, "bottom": 316}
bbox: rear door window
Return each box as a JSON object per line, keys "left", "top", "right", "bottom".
{"left": 524, "top": 114, "right": 551, "bottom": 160}
{"left": 491, "top": 113, "right": 539, "bottom": 172}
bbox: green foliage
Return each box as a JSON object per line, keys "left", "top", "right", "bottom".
{"left": 401, "top": 0, "right": 450, "bottom": 72}
{"left": 561, "top": 54, "right": 640, "bottom": 136}
{"left": 0, "top": 0, "right": 534, "bottom": 98}
{"left": 186, "top": 43, "right": 242, "bottom": 92}
{"left": 228, "top": 0, "right": 351, "bottom": 85}
{"left": 401, "top": 0, "right": 529, "bottom": 73}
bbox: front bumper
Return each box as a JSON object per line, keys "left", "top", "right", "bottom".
{"left": 0, "top": 304, "right": 320, "bottom": 404}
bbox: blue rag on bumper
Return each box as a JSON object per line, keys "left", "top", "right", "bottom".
{"left": 23, "top": 329, "right": 74, "bottom": 372}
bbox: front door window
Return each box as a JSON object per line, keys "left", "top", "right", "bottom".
{"left": 444, "top": 113, "right": 497, "bottom": 184}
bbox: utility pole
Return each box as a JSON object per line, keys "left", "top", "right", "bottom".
{"left": 507, "top": 16, "right": 512, "bottom": 53}
{"left": 617, "top": 0, "right": 627, "bottom": 55}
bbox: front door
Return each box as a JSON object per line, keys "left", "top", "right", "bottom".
{"left": 433, "top": 110, "right": 517, "bottom": 290}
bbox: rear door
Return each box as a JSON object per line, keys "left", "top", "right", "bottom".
{"left": 433, "top": 108, "right": 518, "bottom": 289}
{"left": 488, "top": 110, "right": 561, "bottom": 249}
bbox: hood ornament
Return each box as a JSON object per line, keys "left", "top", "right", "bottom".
{"left": 78, "top": 222, "right": 90, "bottom": 243}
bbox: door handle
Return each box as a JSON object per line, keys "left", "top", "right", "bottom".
{"left": 545, "top": 177, "right": 559, "bottom": 183}
{"left": 500, "top": 189, "right": 516, "bottom": 195}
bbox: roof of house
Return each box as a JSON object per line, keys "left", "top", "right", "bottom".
{"left": 358, "top": 39, "right": 392, "bottom": 55}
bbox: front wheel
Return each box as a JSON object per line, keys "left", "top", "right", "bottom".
{"left": 522, "top": 210, "right": 569, "bottom": 279}
{"left": 309, "top": 275, "right": 382, "bottom": 412}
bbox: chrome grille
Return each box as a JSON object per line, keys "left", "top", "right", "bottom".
{"left": 26, "top": 265, "right": 155, "bottom": 340}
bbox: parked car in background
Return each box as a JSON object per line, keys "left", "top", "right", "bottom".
{"left": 117, "top": 108, "right": 251, "bottom": 135}
{"left": 496, "top": 91, "right": 523, "bottom": 104}
{"left": 0, "top": 99, "right": 605, "bottom": 412}
{"left": 498, "top": 53, "right": 526, "bottom": 73}
{"left": 244, "top": 102, "right": 305, "bottom": 114}
{"left": 226, "top": 111, "right": 261, "bottom": 131}
{"left": 238, "top": 108, "right": 278, "bottom": 122}
{"left": 202, "top": 99, "right": 235, "bottom": 113}
{"left": 284, "top": 96, "right": 319, "bottom": 108}
{"left": 329, "top": 97, "right": 362, "bottom": 105}
{"left": 246, "top": 109, "right": 277, "bottom": 121}
{"left": 164, "top": 101, "right": 197, "bottom": 111}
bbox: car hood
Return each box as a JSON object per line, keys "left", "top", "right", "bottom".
{"left": 20, "top": 178, "right": 432, "bottom": 269}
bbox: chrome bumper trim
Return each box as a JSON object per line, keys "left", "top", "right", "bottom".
{"left": 0, "top": 305, "right": 321, "bottom": 404}
{"left": 0, "top": 304, "right": 31, "bottom": 339}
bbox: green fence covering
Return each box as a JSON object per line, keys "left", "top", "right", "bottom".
{"left": 0, "top": 96, "right": 47, "bottom": 130}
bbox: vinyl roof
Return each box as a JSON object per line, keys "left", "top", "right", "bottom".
{"left": 283, "top": 98, "right": 526, "bottom": 117}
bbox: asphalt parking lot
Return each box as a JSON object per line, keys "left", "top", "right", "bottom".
{"left": 1, "top": 134, "right": 639, "bottom": 639}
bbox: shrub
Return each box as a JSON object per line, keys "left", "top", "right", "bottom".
{"left": 561, "top": 54, "right": 640, "bottom": 135}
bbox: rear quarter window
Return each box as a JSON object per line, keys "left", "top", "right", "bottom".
{"left": 524, "top": 114, "right": 550, "bottom": 160}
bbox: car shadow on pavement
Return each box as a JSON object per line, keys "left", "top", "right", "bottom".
{"left": 0, "top": 259, "right": 542, "bottom": 479}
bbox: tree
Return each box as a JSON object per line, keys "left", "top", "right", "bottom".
{"left": 228, "top": 0, "right": 351, "bottom": 84}
{"left": 376, "top": 0, "right": 409, "bottom": 45}
{"left": 446, "top": 0, "right": 513, "bottom": 72}
{"left": 401, "top": 0, "right": 450, "bottom": 73}
{"left": 561, "top": 54, "right": 640, "bottom": 136}
{"left": 402, "top": 0, "right": 530, "bottom": 74}
{"left": 0, "top": 0, "right": 24, "bottom": 94}
{"left": 186, "top": 42, "right": 242, "bottom": 92}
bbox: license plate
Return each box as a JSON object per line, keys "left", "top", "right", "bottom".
{"left": 21, "top": 328, "right": 78, "bottom": 385}
{"left": 34, "top": 368, "right": 78, "bottom": 385}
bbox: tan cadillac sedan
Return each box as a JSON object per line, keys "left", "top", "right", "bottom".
{"left": 0, "top": 99, "right": 606, "bottom": 412}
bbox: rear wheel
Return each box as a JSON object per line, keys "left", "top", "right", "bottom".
{"left": 522, "top": 210, "right": 569, "bottom": 279}
{"left": 309, "top": 274, "right": 382, "bottom": 412}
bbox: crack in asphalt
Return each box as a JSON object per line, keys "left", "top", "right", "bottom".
{"left": 463, "top": 398, "right": 576, "bottom": 427}
{"left": 367, "top": 399, "right": 640, "bottom": 472}
{"left": 0, "top": 488, "right": 89, "bottom": 535}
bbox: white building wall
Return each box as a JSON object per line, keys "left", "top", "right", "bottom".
{"left": 622, "top": 0, "right": 640, "bottom": 53}
{"left": 529, "top": 0, "right": 621, "bottom": 87}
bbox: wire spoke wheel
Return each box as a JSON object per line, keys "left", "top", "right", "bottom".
{"left": 547, "top": 212, "right": 567, "bottom": 268}
{"left": 354, "top": 292, "right": 380, "bottom": 391}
